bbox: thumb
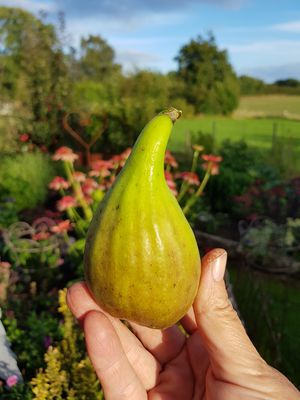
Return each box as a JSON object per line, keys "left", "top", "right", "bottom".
{"left": 194, "top": 248, "right": 266, "bottom": 384}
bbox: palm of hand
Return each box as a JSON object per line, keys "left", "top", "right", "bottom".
{"left": 67, "top": 282, "right": 242, "bottom": 400}
{"left": 146, "top": 329, "right": 209, "bottom": 399}
{"left": 67, "top": 248, "right": 300, "bottom": 400}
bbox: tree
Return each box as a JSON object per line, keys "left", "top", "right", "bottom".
{"left": 79, "top": 35, "right": 121, "bottom": 80}
{"left": 274, "top": 78, "right": 300, "bottom": 88}
{"left": 0, "top": 7, "right": 70, "bottom": 144}
{"left": 239, "top": 75, "right": 265, "bottom": 95}
{"left": 175, "top": 33, "right": 240, "bottom": 115}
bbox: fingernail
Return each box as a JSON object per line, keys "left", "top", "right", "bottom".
{"left": 211, "top": 250, "right": 227, "bottom": 282}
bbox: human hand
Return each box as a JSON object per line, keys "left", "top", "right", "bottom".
{"left": 67, "top": 248, "right": 300, "bottom": 399}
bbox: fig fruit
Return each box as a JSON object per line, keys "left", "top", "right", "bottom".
{"left": 84, "top": 108, "right": 201, "bottom": 329}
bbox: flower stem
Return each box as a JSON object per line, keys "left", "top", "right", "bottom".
{"left": 182, "top": 162, "right": 212, "bottom": 215}
{"left": 64, "top": 162, "right": 92, "bottom": 221}
{"left": 177, "top": 149, "right": 199, "bottom": 203}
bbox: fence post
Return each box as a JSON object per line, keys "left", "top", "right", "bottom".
{"left": 185, "top": 130, "right": 192, "bottom": 154}
{"left": 212, "top": 120, "right": 216, "bottom": 147}
{"left": 272, "top": 122, "right": 278, "bottom": 153}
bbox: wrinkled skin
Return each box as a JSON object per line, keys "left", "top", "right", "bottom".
{"left": 67, "top": 249, "right": 300, "bottom": 400}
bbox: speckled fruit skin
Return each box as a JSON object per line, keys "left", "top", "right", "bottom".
{"left": 84, "top": 108, "right": 201, "bottom": 329}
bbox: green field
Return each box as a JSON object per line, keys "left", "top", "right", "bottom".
{"left": 168, "top": 94, "right": 300, "bottom": 154}
{"left": 235, "top": 95, "right": 300, "bottom": 118}
{"left": 168, "top": 117, "right": 300, "bottom": 153}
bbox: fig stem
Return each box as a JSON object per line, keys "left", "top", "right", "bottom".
{"left": 160, "top": 107, "right": 182, "bottom": 123}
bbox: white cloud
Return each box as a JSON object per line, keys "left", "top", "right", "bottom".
{"left": 117, "top": 49, "right": 162, "bottom": 71}
{"left": 55, "top": 0, "right": 246, "bottom": 18}
{"left": 228, "top": 39, "right": 300, "bottom": 57}
{"left": 0, "top": 0, "right": 57, "bottom": 12}
{"left": 239, "top": 62, "right": 300, "bottom": 82}
{"left": 227, "top": 39, "right": 300, "bottom": 79}
{"left": 272, "top": 20, "right": 300, "bottom": 33}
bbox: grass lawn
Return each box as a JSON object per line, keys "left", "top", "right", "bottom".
{"left": 235, "top": 95, "right": 300, "bottom": 118}
{"left": 168, "top": 116, "right": 300, "bottom": 153}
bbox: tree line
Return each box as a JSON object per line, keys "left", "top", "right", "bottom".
{"left": 0, "top": 7, "right": 298, "bottom": 152}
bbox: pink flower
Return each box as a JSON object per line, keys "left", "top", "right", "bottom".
{"left": 89, "top": 169, "right": 110, "bottom": 178}
{"left": 105, "top": 176, "right": 116, "bottom": 188}
{"left": 32, "top": 231, "right": 50, "bottom": 241}
{"left": 51, "top": 220, "right": 71, "bottom": 233}
{"left": 52, "top": 147, "right": 78, "bottom": 163}
{"left": 40, "top": 145, "right": 48, "bottom": 153}
{"left": 234, "top": 194, "right": 252, "bottom": 207}
{"left": 56, "top": 258, "right": 64, "bottom": 267}
{"left": 192, "top": 144, "right": 204, "bottom": 152}
{"left": 73, "top": 171, "right": 86, "bottom": 183}
{"left": 201, "top": 154, "right": 223, "bottom": 163}
{"left": 6, "top": 310, "right": 15, "bottom": 319}
{"left": 49, "top": 176, "right": 70, "bottom": 191}
{"left": 43, "top": 210, "right": 62, "bottom": 219}
{"left": 176, "top": 172, "right": 200, "bottom": 185}
{"left": 120, "top": 148, "right": 132, "bottom": 161}
{"left": 165, "top": 171, "right": 178, "bottom": 196}
{"left": 82, "top": 179, "right": 98, "bottom": 195}
{"left": 0, "top": 261, "right": 11, "bottom": 268}
{"left": 164, "top": 150, "right": 178, "bottom": 168}
{"left": 19, "top": 134, "right": 29, "bottom": 142}
{"left": 201, "top": 154, "right": 222, "bottom": 175}
{"left": 89, "top": 160, "right": 114, "bottom": 178}
{"left": 84, "top": 194, "right": 93, "bottom": 204}
{"left": 91, "top": 160, "right": 114, "bottom": 171}
{"left": 202, "top": 162, "right": 220, "bottom": 175}
{"left": 112, "top": 148, "right": 132, "bottom": 167}
{"left": 57, "top": 196, "right": 76, "bottom": 211}
{"left": 6, "top": 375, "right": 18, "bottom": 387}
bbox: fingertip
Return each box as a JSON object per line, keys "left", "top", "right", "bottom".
{"left": 202, "top": 248, "right": 227, "bottom": 270}
{"left": 66, "top": 281, "right": 100, "bottom": 320}
{"left": 83, "top": 309, "right": 111, "bottom": 336}
{"left": 67, "top": 281, "right": 86, "bottom": 302}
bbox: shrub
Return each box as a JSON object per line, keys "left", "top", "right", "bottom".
{"left": 191, "top": 131, "right": 215, "bottom": 154}
{"left": 0, "top": 152, "right": 54, "bottom": 212}
{"left": 204, "top": 140, "right": 265, "bottom": 213}
{"left": 31, "top": 289, "right": 103, "bottom": 400}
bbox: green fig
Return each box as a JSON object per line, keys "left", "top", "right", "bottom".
{"left": 84, "top": 108, "right": 201, "bottom": 329}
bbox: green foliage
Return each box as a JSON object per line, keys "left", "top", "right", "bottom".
{"left": 239, "top": 75, "right": 300, "bottom": 95}
{"left": 239, "top": 75, "right": 266, "bottom": 95}
{"left": 0, "top": 383, "right": 33, "bottom": 399}
{"left": 114, "top": 71, "right": 171, "bottom": 144}
{"left": 275, "top": 78, "right": 300, "bottom": 87}
{"left": 78, "top": 34, "right": 121, "bottom": 81}
{"left": 175, "top": 33, "right": 240, "bottom": 115}
{"left": 0, "top": 7, "right": 70, "bottom": 144}
{"left": 191, "top": 131, "right": 215, "bottom": 153}
{"left": 3, "top": 311, "right": 62, "bottom": 379}
{"left": 0, "top": 195, "right": 19, "bottom": 228}
{"left": 204, "top": 140, "right": 261, "bottom": 212}
{"left": 268, "top": 133, "right": 299, "bottom": 179}
{"left": 229, "top": 266, "right": 300, "bottom": 388}
{"left": 0, "top": 152, "right": 54, "bottom": 211}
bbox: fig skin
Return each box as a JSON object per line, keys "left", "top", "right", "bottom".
{"left": 84, "top": 108, "right": 201, "bottom": 329}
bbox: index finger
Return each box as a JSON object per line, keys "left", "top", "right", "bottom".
{"left": 67, "top": 281, "right": 161, "bottom": 390}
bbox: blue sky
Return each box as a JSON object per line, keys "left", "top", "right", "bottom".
{"left": 2, "top": 0, "right": 300, "bottom": 81}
